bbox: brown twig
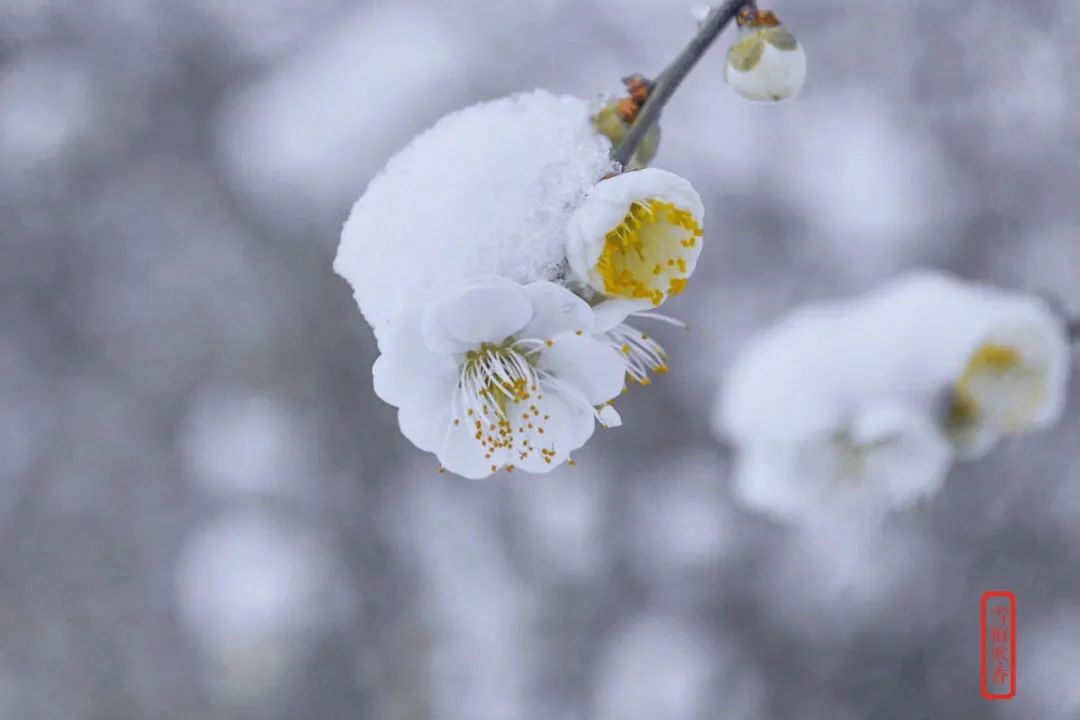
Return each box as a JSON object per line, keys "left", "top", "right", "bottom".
{"left": 611, "top": 0, "right": 755, "bottom": 168}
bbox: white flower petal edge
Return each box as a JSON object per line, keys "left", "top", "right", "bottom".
{"left": 373, "top": 278, "right": 626, "bottom": 478}
{"left": 731, "top": 402, "right": 952, "bottom": 524}
{"left": 567, "top": 168, "right": 705, "bottom": 327}
{"left": 420, "top": 275, "right": 534, "bottom": 354}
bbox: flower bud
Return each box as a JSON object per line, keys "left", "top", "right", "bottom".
{"left": 725, "top": 9, "right": 806, "bottom": 102}
{"left": 591, "top": 75, "right": 662, "bottom": 169}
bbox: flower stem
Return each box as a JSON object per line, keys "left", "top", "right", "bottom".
{"left": 611, "top": 0, "right": 755, "bottom": 168}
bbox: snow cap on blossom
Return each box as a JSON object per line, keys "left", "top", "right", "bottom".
{"left": 718, "top": 291, "right": 953, "bottom": 522}
{"left": 373, "top": 277, "right": 626, "bottom": 479}
{"left": 566, "top": 168, "right": 705, "bottom": 326}
{"left": 730, "top": 402, "right": 952, "bottom": 523}
{"left": 335, "top": 90, "right": 615, "bottom": 348}
{"left": 725, "top": 8, "right": 806, "bottom": 103}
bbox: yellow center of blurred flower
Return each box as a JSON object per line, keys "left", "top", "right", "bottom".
{"left": 831, "top": 431, "right": 896, "bottom": 483}
{"left": 595, "top": 198, "right": 703, "bottom": 306}
{"left": 947, "top": 342, "right": 1044, "bottom": 434}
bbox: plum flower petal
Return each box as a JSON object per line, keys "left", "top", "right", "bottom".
{"left": 372, "top": 329, "right": 458, "bottom": 409}
{"left": 519, "top": 280, "right": 594, "bottom": 340}
{"left": 420, "top": 276, "right": 534, "bottom": 354}
{"left": 538, "top": 334, "right": 627, "bottom": 405}
{"left": 373, "top": 278, "right": 626, "bottom": 478}
{"left": 567, "top": 168, "right": 705, "bottom": 325}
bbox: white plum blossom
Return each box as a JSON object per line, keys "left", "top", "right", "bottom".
{"left": 716, "top": 269, "right": 1071, "bottom": 522}
{"left": 717, "top": 291, "right": 953, "bottom": 521}
{"left": 567, "top": 168, "right": 705, "bottom": 325}
{"left": 373, "top": 277, "right": 626, "bottom": 478}
{"left": 334, "top": 90, "right": 614, "bottom": 348}
{"left": 725, "top": 20, "right": 807, "bottom": 102}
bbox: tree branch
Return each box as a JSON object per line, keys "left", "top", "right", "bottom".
{"left": 611, "top": 0, "right": 755, "bottom": 168}
{"left": 1069, "top": 318, "right": 1080, "bottom": 343}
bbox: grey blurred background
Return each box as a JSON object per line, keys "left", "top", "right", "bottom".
{"left": 2, "top": 0, "right": 1079, "bottom": 718}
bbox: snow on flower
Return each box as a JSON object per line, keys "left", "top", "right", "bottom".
{"left": 373, "top": 277, "right": 626, "bottom": 479}
{"left": 729, "top": 402, "right": 952, "bottom": 522}
{"left": 716, "top": 269, "right": 1071, "bottom": 522}
{"left": 725, "top": 11, "right": 807, "bottom": 103}
{"left": 334, "top": 90, "right": 614, "bottom": 348}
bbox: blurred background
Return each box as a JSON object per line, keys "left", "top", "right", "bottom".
{"left": 2, "top": 0, "right": 1079, "bottom": 718}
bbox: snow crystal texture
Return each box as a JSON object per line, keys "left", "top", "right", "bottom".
{"left": 335, "top": 90, "right": 614, "bottom": 347}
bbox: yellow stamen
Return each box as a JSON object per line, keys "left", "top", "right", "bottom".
{"left": 594, "top": 198, "right": 703, "bottom": 306}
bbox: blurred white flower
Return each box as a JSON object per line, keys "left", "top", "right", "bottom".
{"left": 567, "top": 168, "right": 704, "bottom": 322}
{"left": 725, "top": 14, "right": 806, "bottom": 103}
{"left": 717, "top": 269, "right": 1071, "bottom": 521}
{"left": 335, "top": 89, "right": 613, "bottom": 347}
{"left": 373, "top": 277, "right": 625, "bottom": 478}
{"left": 731, "top": 402, "right": 952, "bottom": 522}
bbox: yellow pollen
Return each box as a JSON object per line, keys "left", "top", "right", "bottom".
{"left": 595, "top": 198, "right": 703, "bottom": 306}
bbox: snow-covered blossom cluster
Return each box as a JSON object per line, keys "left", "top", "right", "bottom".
{"left": 715, "top": 271, "right": 1071, "bottom": 524}
{"left": 335, "top": 90, "right": 706, "bottom": 478}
